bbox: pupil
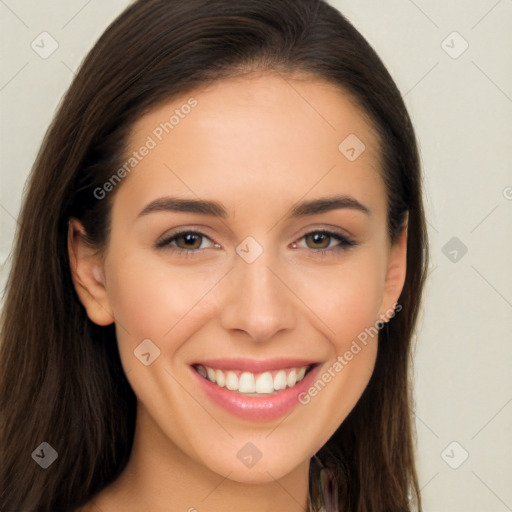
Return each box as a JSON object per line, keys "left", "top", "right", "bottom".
{"left": 182, "top": 234, "right": 200, "bottom": 248}
{"left": 309, "top": 233, "right": 328, "bottom": 248}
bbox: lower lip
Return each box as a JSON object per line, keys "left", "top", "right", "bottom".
{"left": 191, "top": 364, "right": 321, "bottom": 421}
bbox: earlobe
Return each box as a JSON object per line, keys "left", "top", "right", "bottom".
{"left": 67, "top": 219, "right": 115, "bottom": 326}
{"left": 378, "top": 217, "right": 408, "bottom": 322}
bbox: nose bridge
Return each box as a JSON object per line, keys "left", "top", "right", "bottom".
{"left": 219, "top": 244, "right": 296, "bottom": 341}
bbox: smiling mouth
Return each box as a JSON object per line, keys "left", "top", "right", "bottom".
{"left": 192, "top": 364, "right": 314, "bottom": 396}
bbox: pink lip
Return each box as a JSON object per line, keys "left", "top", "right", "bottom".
{"left": 192, "top": 357, "right": 318, "bottom": 373}
{"left": 191, "top": 361, "right": 321, "bottom": 422}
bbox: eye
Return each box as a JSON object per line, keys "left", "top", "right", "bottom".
{"left": 155, "top": 228, "right": 355, "bottom": 257}
{"left": 292, "top": 230, "right": 355, "bottom": 253}
{"left": 156, "top": 230, "right": 219, "bottom": 252}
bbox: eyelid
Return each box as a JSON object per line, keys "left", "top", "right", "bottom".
{"left": 156, "top": 225, "right": 217, "bottom": 244}
{"left": 293, "top": 223, "right": 356, "bottom": 241}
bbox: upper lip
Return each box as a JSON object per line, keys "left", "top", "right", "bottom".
{"left": 192, "top": 358, "right": 319, "bottom": 373}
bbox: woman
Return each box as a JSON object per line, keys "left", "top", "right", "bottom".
{"left": 0, "top": 0, "right": 428, "bottom": 510}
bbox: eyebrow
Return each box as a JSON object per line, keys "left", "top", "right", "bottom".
{"left": 290, "top": 195, "right": 370, "bottom": 217}
{"left": 137, "top": 195, "right": 371, "bottom": 219}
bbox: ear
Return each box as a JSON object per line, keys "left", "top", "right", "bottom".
{"left": 67, "top": 219, "right": 115, "bottom": 326}
{"left": 378, "top": 215, "right": 408, "bottom": 322}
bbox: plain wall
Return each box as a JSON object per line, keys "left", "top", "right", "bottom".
{"left": 1, "top": 1, "right": 511, "bottom": 510}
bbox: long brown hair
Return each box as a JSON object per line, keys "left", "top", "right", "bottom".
{"left": 0, "top": 1, "right": 428, "bottom": 510}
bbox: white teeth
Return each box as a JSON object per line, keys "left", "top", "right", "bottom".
{"left": 274, "top": 370, "right": 287, "bottom": 390}
{"left": 215, "top": 369, "right": 225, "bottom": 387}
{"left": 255, "top": 372, "right": 274, "bottom": 394}
{"left": 238, "top": 372, "right": 256, "bottom": 393}
{"left": 196, "top": 364, "right": 310, "bottom": 394}
{"left": 287, "top": 369, "right": 297, "bottom": 388}
{"left": 225, "top": 371, "right": 238, "bottom": 391}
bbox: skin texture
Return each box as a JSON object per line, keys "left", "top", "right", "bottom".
{"left": 69, "top": 73, "right": 407, "bottom": 512}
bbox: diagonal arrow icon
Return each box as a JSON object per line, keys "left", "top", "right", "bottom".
{"left": 32, "top": 442, "right": 58, "bottom": 468}
{"left": 236, "top": 236, "right": 263, "bottom": 263}
{"left": 237, "top": 441, "right": 262, "bottom": 468}
{"left": 134, "top": 339, "right": 161, "bottom": 366}
{"left": 338, "top": 134, "right": 365, "bottom": 161}
{"left": 441, "top": 31, "right": 468, "bottom": 59}
{"left": 441, "top": 440, "right": 469, "bottom": 469}
{"left": 448, "top": 249, "right": 458, "bottom": 260}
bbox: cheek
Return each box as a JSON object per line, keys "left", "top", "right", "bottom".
{"left": 288, "top": 250, "right": 386, "bottom": 346}
{"left": 292, "top": 255, "right": 384, "bottom": 440}
{"left": 104, "top": 248, "right": 224, "bottom": 355}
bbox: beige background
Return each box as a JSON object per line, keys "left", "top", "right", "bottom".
{"left": 1, "top": 1, "right": 511, "bottom": 510}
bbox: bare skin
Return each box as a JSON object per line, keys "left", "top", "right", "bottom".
{"left": 70, "top": 72, "right": 407, "bottom": 512}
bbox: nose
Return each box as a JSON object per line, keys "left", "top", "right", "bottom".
{"left": 219, "top": 250, "right": 297, "bottom": 342}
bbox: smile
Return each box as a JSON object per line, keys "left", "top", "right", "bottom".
{"left": 190, "top": 358, "right": 322, "bottom": 421}
{"left": 194, "top": 364, "right": 310, "bottom": 395}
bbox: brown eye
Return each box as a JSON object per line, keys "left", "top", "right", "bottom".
{"left": 174, "top": 233, "right": 203, "bottom": 250}
{"left": 292, "top": 230, "right": 356, "bottom": 254}
{"left": 156, "top": 230, "right": 217, "bottom": 252}
{"left": 304, "top": 232, "right": 331, "bottom": 249}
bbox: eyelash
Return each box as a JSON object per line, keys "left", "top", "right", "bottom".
{"left": 156, "top": 229, "right": 356, "bottom": 258}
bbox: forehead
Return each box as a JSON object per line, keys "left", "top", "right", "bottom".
{"left": 118, "top": 73, "right": 385, "bottom": 220}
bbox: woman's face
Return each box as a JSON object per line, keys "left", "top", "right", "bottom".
{"left": 70, "top": 73, "right": 406, "bottom": 484}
